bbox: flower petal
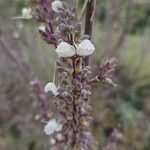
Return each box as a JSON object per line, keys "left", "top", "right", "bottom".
{"left": 77, "top": 40, "right": 95, "bottom": 56}
{"left": 44, "top": 119, "right": 62, "bottom": 135}
{"left": 22, "top": 8, "right": 32, "bottom": 19}
{"left": 11, "top": 8, "right": 32, "bottom": 20}
{"left": 56, "top": 42, "right": 75, "bottom": 58}
{"left": 44, "top": 82, "right": 59, "bottom": 96}
{"left": 52, "top": 0, "right": 62, "bottom": 12}
{"left": 44, "top": 119, "right": 56, "bottom": 135}
{"left": 55, "top": 123, "right": 62, "bottom": 132}
{"left": 39, "top": 25, "right": 46, "bottom": 32}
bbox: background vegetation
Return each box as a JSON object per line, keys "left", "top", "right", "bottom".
{"left": 0, "top": 0, "right": 150, "bottom": 149}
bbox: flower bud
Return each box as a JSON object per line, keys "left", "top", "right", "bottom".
{"left": 105, "top": 78, "right": 117, "bottom": 87}
{"left": 86, "top": 91, "right": 92, "bottom": 97}
{"left": 56, "top": 133, "right": 64, "bottom": 141}
{"left": 61, "top": 72, "right": 68, "bottom": 79}
{"left": 81, "top": 89, "right": 88, "bottom": 97}
{"left": 62, "top": 91, "right": 68, "bottom": 98}
{"left": 81, "top": 107, "right": 86, "bottom": 114}
{"left": 99, "top": 56, "right": 117, "bottom": 79}
{"left": 52, "top": 0, "right": 62, "bottom": 12}
{"left": 50, "top": 138, "right": 56, "bottom": 145}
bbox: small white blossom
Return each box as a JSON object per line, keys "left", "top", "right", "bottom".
{"left": 44, "top": 119, "right": 62, "bottom": 135}
{"left": 44, "top": 82, "right": 59, "bottom": 96}
{"left": 22, "top": 8, "right": 32, "bottom": 19}
{"left": 77, "top": 39, "right": 95, "bottom": 56}
{"left": 39, "top": 25, "right": 46, "bottom": 32}
{"left": 52, "top": 0, "right": 62, "bottom": 12}
{"left": 56, "top": 42, "right": 76, "bottom": 58}
{"left": 11, "top": 8, "right": 32, "bottom": 20}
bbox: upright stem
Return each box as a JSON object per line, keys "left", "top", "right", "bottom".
{"left": 72, "top": 57, "right": 77, "bottom": 148}
{"left": 84, "top": 0, "right": 96, "bottom": 66}
{"left": 84, "top": 0, "right": 95, "bottom": 39}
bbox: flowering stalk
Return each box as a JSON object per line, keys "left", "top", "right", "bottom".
{"left": 14, "top": 0, "right": 117, "bottom": 149}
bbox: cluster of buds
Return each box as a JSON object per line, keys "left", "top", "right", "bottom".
{"left": 98, "top": 56, "right": 117, "bottom": 80}
{"left": 14, "top": 0, "right": 117, "bottom": 149}
{"left": 98, "top": 56, "right": 117, "bottom": 86}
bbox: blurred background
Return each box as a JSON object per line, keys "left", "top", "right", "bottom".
{"left": 0, "top": 0, "right": 150, "bottom": 150}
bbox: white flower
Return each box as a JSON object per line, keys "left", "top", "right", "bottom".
{"left": 52, "top": 0, "right": 62, "bottom": 12}
{"left": 22, "top": 8, "right": 32, "bottom": 19}
{"left": 11, "top": 8, "right": 32, "bottom": 20}
{"left": 56, "top": 42, "right": 76, "bottom": 58}
{"left": 44, "top": 82, "right": 59, "bottom": 96}
{"left": 77, "top": 39, "right": 95, "bottom": 56}
{"left": 44, "top": 119, "right": 62, "bottom": 135}
{"left": 39, "top": 25, "right": 46, "bottom": 32}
